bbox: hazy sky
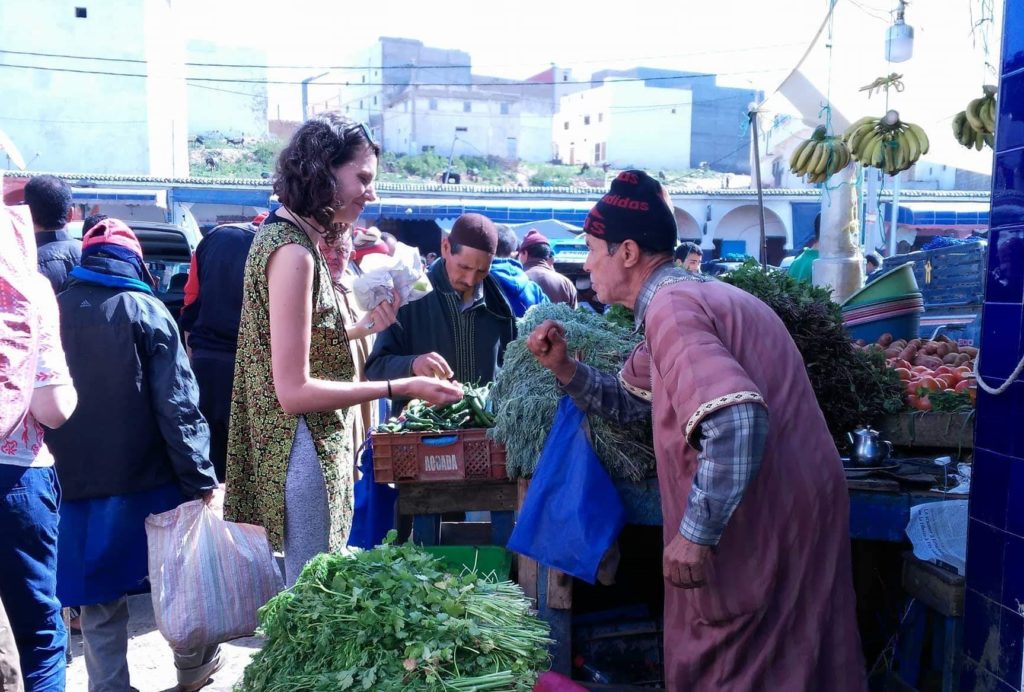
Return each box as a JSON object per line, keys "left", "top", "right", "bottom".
{"left": 181, "top": 0, "right": 1003, "bottom": 172}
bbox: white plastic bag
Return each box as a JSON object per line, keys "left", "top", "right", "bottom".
{"left": 145, "top": 500, "right": 283, "bottom": 650}
{"left": 352, "top": 241, "right": 432, "bottom": 311}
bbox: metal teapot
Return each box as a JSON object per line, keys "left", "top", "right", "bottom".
{"left": 846, "top": 426, "right": 893, "bottom": 467}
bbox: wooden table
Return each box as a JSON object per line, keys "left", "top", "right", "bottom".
{"left": 397, "top": 475, "right": 962, "bottom": 678}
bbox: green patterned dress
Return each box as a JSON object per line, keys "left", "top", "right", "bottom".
{"left": 225, "top": 219, "right": 355, "bottom": 552}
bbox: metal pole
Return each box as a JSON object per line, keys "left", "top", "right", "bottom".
{"left": 889, "top": 174, "right": 901, "bottom": 257}
{"left": 748, "top": 106, "right": 768, "bottom": 269}
{"left": 445, "top": 134, "right": 459, "bottom": 185}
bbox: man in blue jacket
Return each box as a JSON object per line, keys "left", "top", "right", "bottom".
{"left": 489, "top": 224, "right": 548, "bottom": 318}
{"left": 45, "top": 219, "right": 220, "bottom": 692}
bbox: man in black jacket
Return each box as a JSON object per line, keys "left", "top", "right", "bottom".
{"left": 179, "top": 220, "right": 258, "bottom": 481}
{"left": 365, "top": 213, "right": 516, "bottom": 408}
{"left": 24, "top": 175, "right": 80, "bottom": 294}
{"left": 45, "top": 219, "right": 220, "bottom": 692}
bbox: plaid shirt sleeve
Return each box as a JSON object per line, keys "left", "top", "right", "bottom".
{"left": 558, "top": 362, "right": 651, "bottom": 424}
{"left": 680, "top": 402, "right": 769, "bottom": 546}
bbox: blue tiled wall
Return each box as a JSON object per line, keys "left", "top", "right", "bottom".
{"left": 963, "top": 1, "right": 1024, "bottom": 689}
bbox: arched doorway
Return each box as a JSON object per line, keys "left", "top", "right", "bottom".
{"left": 673, "top": 208, "right": 700, "bottom": 241}
{"left": 713, "top": 205, "right": 788, "bottom": 265}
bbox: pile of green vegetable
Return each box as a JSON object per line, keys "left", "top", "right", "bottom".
{"left": 720, "top": 260, "right": 904, "bottom": 447}
{"left": 377, "top": 384, "right": 494, "bottom": 433}
{"left": 489, "top": 303, "right": 655, "bottom": 480}
{"left": 238, "top": 532, "right": 550, "bottom": 691}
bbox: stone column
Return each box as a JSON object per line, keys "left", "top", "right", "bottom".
{"left": 812, "top": 165, "right": 864, "bottom": 303}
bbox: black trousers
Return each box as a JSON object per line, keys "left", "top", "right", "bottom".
{"left": 191, "top": 351, "right": 236, "bottom": 482}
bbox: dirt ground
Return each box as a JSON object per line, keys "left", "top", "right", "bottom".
{"left": 65, "top": 594, "right": 262, "bottom": 692}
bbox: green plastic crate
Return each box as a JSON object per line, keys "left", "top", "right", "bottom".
{"left": 423, "top": 545, "right": 512, "bottom": 581}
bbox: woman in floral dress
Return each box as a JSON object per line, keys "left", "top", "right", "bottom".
{"left": 225, "top": 114, "right": 462, "bottom": 585}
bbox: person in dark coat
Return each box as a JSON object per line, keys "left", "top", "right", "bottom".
{"left": 24, "top": 175, "right": 80, "bottom": 294}
{"left": 45, "top": 219, "right": 221, "bottom": 692}
{"left": 365, "top": 213, "right": 516, "bottom": 408}
{"left": 518, "top": 229, "right": 578, "bottom": 308}
{"left": 179, "top": 220, "right": 258, "bottom": 481}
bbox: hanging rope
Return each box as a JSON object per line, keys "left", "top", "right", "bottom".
{"left": 974, "top": 354, "right": 1024, "bottom": 395}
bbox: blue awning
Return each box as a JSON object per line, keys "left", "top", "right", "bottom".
{"left": 71, "top": 187, "right": 167, "bottom": 208}
{"left": 882, "top": 201, "right": 990, "bottom": 227}
{"left": 371, "top": 197, "right": 597, "bottom": 226}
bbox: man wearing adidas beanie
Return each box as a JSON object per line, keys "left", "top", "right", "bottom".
{"left": 526, "top": 170, "right": 866, "bottom": 691}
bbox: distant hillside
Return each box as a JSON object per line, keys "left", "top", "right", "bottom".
{"left": 188, "top": 136, "right": 740, "bottom": 189}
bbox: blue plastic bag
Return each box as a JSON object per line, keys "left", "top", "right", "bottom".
{"left": 348, "top": 438, "right": 398, "bottom": 549}
{"left": 507, "top": 396, "right": 626, "bottom": 584}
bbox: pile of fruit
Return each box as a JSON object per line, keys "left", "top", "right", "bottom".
{"left": 376, "top": 384, "right": 494, "bottom": 433}
{"left": 952, "top": 85, "right": 997, "bottom": 151}
{"left": 853, "top": 334, "right": 977, "bottom": 412}
{"left": 843, "top": 110, "right": 929, "bottom": 176}
{"left": 789, "top": 125, "right": 853, "bottom": 183}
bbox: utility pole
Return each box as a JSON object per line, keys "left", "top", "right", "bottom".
{"left": 748, "top": 104, "right": 768, "bottom": 269}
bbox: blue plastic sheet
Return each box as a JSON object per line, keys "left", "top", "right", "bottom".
{"left": 507, "top": 396, "right": 626, "bottom": 584}
{"left": 348, "top": 438, "right": 398, "bottom": 549}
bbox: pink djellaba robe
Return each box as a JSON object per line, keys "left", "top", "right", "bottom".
{"left": 619, "top": 278, "right": 867, "bottom": 692}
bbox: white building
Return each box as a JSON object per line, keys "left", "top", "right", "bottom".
{"left": 381, "top": 87, "right": 553, "bottom": 162}
{"left": 306, "top": 38, "right": 575, "bottom": 163}
{"left": 553, "top": 79, "right": 692, "bottom": 170}
{"left": 186, "top": 40, "right": 268, "bottom": 139}
{"left": 0, "top": 0, "right": 189, "bottom": 176}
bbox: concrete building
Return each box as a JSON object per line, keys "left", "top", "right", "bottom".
{"left": 186, "top": 40, "right": 269, "bottom": 139}
{"left": 305, "top": 37, "right": 575, "bottom": 162}
{"left": 0, "top": 0, "right": 189, "bottom": 176}
{"left": 589, "top": 68, "right": 759, "bottom": 173}
{"left": 553, "top": 79, "right": 692, "bottom": 169}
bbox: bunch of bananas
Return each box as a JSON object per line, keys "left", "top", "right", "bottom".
{"left": 952, "top": 85, "right": 997, "bottom": 150}
{"left": 789, "top": 125, "right": 852, "bottom": 184}
{"left": 843, "top": 110, "right": 929, "bottom": 176}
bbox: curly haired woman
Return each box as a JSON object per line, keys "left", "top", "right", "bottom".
{"left": 225, "top": 113, "right": 462, "bottom": 585}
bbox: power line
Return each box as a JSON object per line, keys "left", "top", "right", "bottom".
{"left": 0, "top": 61, "right": 787, "bottom": 87}
{"left": 0, "top": 115, "right": 147, "bottom": 125}
{"left": 0, "top": 42, "right": 805, "bottom": 71}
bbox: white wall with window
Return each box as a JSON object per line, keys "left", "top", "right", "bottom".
{"left": 554, "top": 80, "right": 693, "bottom": 170}
{"left": 380, "top": 90, "right": 551, "bottom": 162}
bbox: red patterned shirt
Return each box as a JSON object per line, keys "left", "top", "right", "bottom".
{"left": 0, "top": 275, "right": 72, "bottom": 468}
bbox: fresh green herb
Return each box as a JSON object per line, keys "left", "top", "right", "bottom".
{"left": 927, "top": 389, "right": 974, "bottom": 412}
{"left": 720, "top": 261, "right": 904, "bottom": 448}
{"left": 489, "top": 303, "right": 655, "bottom": 481}
{"left": 237, "top": 532, "right": 550, "bottom": 691}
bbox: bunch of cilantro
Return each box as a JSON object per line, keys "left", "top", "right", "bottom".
{"left": 237, "top": 532, "right": 550, "bottom": 691}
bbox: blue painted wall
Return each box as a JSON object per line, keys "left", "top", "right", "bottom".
{"left": 962, "top": 1, "right": 1024, "bottom": 689}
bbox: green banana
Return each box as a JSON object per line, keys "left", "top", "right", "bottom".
{"left": 964, "top": 98, "right": 986, "bottom": 133}
{"left": 789, "top": 140, "right": 810, "bottom": 172}
{"left": 907, "top": 123, "right": 929, "bottom": 155}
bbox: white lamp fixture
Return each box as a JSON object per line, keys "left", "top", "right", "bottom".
{"left": 885, "top": 0, "right": 914, "bottom": 63}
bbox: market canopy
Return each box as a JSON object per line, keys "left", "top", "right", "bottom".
{"left": 371, "top": 197, "right": 597, "bottom": 227}
{"left": 508, "top": 219, "right": 582, "bottom": 241}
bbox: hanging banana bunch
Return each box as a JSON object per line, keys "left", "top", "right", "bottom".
{"left": 843, "top": 110, "right": 929, "bottom": 177}
{"left": 952, "top": 85, "right": 997, "bottom": 150}
{"left": 789, "top": 125, "right": 852, "bottom": 184}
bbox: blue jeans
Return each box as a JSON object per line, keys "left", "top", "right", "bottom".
{"left": 0, "top": 465, "right": 66, "bottom": 692}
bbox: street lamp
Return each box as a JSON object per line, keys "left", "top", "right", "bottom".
{"left": 444, "top": 127, "right": 469, "bottom": 184}
{"left": 885, "top": 1, "right": 914, "bottom": 63}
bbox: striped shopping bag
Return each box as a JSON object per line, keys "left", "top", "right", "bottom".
{"left": 146, "top": 500, "right": 283, "bottom": 650}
